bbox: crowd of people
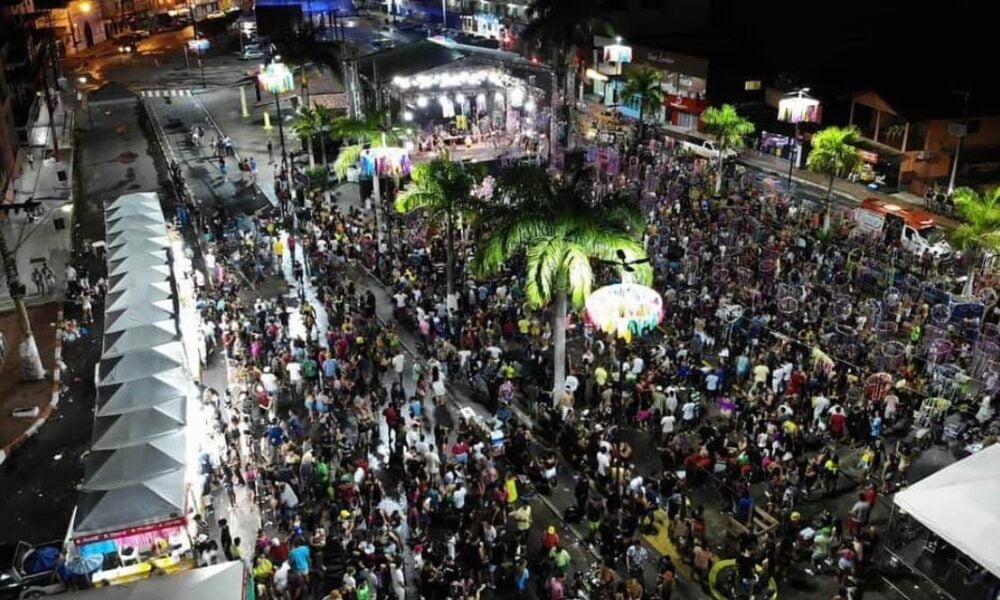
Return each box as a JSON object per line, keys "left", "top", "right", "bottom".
{"left": 167, "top": 104, "right": 1000, "bottom": 600}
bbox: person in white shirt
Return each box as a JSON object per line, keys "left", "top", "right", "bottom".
{"left": 274, "top": 561, "right": 290, "bottom": 593}
{"left": 681, "top": 399, "right": 698, "bottom": 429}
{"left": 660, "top": 413, "right": 676, "bottom": 436}
{"left": 452, "top": 484, "right": 467, "bottom": 510}
{"left": 596, "top": 448, "right": 611, "bottom": 477}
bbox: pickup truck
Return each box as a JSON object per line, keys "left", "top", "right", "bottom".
{"left": 0, "top": 542, "right": 65, "bottom": 600}
{"left": 677, "top": 138, "right": 737, "bottom": 161}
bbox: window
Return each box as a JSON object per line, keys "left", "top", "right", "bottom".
{"left": 744, "top": 80, "right": 762, "bottom": 91}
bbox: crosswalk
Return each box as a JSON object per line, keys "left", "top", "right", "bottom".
{"left": 139, "top": 89, "right": 194, "bottom": 98}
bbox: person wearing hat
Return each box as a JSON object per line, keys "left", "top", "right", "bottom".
{"left": 541, "top": 525, "right": 560, "bottom": 554}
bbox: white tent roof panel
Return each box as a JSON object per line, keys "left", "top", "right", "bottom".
{"left": 105, "top": 281, "right": 173, "bottom": 313}
{"left": 98, "top": 343, "right": 185, "bottom": 385}
{"left": 102, "top": 322, "right": 178, "bottom": 357}
{"left": 81, "top": 431, "right": 186, "bottom": 491}
{"left": 894, "top": 444, "right": 1000, "bottom": 578}
{"left": 104, "top": 302, "right": 175, "bottom": 333}
{"left": 91, "top": 403, "right": 186, "bottom": 451}
{"left": 97, "top": 375, "right": 190, "bottom": 417}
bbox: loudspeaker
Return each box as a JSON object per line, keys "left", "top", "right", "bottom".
{"left": 54, "top": 217, "right": 66, "bottom": 231}
{"left": 57, "top": 170, "right": 67, "bottom": 182}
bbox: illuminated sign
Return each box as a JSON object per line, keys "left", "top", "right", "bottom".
{"left": 778, "top": 90, "right": 821, "bottom": 124}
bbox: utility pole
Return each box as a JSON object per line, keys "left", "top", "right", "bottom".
{"left": 0, "top": 205, "right": 47, "bottom": 381}
{"left": 946, "top": 90, "right": 970, "bottom": 196}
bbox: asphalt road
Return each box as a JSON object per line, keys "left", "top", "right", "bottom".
{"left": 0, "top": 93, "right": 170, "bottom": 545}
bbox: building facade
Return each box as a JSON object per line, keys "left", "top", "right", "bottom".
{"left": 849, "top": 90, "right": 1000, "bottom": 195}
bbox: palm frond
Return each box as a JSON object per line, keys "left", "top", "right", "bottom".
{"left": 562, "top": 245, "right": 594, "bottom": 309}
{"left": 524, "top": 236, "right": 565, "bottom": 309}
{"left": 333, "top": 144, "right": 362, "bottom": 180}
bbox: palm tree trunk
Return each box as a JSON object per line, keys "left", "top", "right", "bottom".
{"left": 320, "top": 136, "right": 328, "bottom": 171}
{"left": 0, "top": 228, "right": 45, "bottom": 381}
{"left": 823, "top": 173, "right": 835, "bottom": 232}
{"left": 637, "top": 103, "right": 644, "bottom": 143}
{"left": 714, "top": 151, "right": 725, "bottom": 196}
{"left": 445, "top": 208, "right": 457, "bottom": 313}
{"left": 307, "top": 136, "right": 316, "bottom": 169}
{"left": 551, "top": 288, "right": 568, "bottom": 405}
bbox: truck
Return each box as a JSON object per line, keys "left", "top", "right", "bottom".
{"left": 677, "top": 138, "right": 737, "bottom": 160}
{"left": 852, "top": 197, "right": 952, "bottom": 258}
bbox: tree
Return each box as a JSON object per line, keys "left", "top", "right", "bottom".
{"left": 331, "top": 111, "right": 407, "bottom": 180}
{"left": 0, "top": 226, "right": 45, "bottom": 381}
{"left": 620, "top": 66, "right": 664, "bottom": 140}
{"left": 806, "top": 125, "right": 861, "bottom": 231}
{"left": 292, "top": 106, "right": 321, "bottom": 169}
{"left": 701, "top": 103, "right": 755, "bottom": 196}
{"left": 472, "top": 165, "right": 651, "bottom": 399}
{"left": 950, "top": 186, "right": 1000, "bottom": 296}
{"left": 313, "top": 105, "right": 336, "bottom": 172}
{"left": 395, "top": 154, "right": 484, "bottom": 310}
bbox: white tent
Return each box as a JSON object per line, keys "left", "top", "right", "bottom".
{"left": 107, "top": 238, "right": 172, "bottom": 260}
{"left": 106, "top": 226, "right": 167, "bottom": 249}
{"left": 72, "top": 471, "right": 186, "bottom": 539}
{"left": 105, "top": 281, "right": 173, "bottom": 313}
{"left": 108, "top": 265, "right": 172, "bottom": 293}
{"left": 102, "top": 321, "right": 178, "bottom": 357}
{"left": 81, "top": 431, "right": 186, "bottom": 491}
{"left": 91, "top": 402, "right": 187, "bottom": 451}
{"left": 106, "top": 214, "right": 165, "bottom": 235}
{"left": 97, "top": 369, "right": 192, "bottom": 417}
{"left": 104, "top": 301, "right": 175, "bottom": 333}
{"left": 108, "top": 251, "right": 169, "bottom": 275}
{"left": 106, "top": 191, "right": 161, "bottom": 210}
{"left": 98, "top": 343, "right": 186, "bottom": 385}
{"left": 894, "top": 444, "right": 1000, "bottom": 578}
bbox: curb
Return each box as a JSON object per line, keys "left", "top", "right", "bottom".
{"left": 191, "top": 94, "right": 278, "bottom": 209}
{"left": 0, "top": 307, "right": 64, "bottom": 467}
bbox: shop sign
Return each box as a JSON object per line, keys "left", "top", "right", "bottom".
{"left": 73, "top": 517, "right": 188, "bottom": 544}
{"left": 664, "top": 94, "right": 707, "bottom": 114}
{"left": 778, "top": 92, "right": 821, "bottom": 124}
{"left": 858, "top": 149, "right": 879, "bottom": 164}
{"left": 603, "top": 43, "right": 632, "bottom": 64}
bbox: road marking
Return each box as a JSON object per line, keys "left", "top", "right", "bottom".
{"left": 140, "top": 89, "right": 193, "bottom": 98}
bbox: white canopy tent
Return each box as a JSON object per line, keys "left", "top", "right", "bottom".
{"left": 107, "top": 238, "right": 172, "bottom": 260}
{"left": 108, "top": 265, "right": 172, "bottom": 293}
{"left": 108, "top": 251, "right": 169, "bottom": 275}
{"left": 894, "top": 444, "right": 1000, "bottom": 578}
{"left": 106, "top": 226, "right": 168, "bottom": 249}
{"left": 91, "top": 403, "right": 187, "bottom": 451}
{"left": 105, "top": 281, "right": 173, "bottom": 313}
{"left": 96, "top": 369, "right": 193, "bottom": 417}
{"left": 98, "top": 343, "right": 186, "bottom": 385}
{"left": 81, "top": 431, "right": 186, "bottom": 491}
{"left": 104, "top": 301, "right": 176, "bottom": 333}
{"left": 106, "top": 191, "right": 162, "bottom": 210}
{"left": 102, "top": 321, "right": 178, "bottom": 357}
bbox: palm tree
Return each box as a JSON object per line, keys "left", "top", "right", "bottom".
{"left": 292, "top": 106, "right": 321, "bottom": 169}
{"left": 395, "top": 154, "right": 484, "bottom": 308}
{"left": 619, "top": 66, "right": 663, "bottom": 140}
{"left": 701, "top": 103, "right": 755, "bottom": 196}
{"left": 473, "top": 165, "right": 651, "bottom": 399}
{"left": 331, "top": 111, "right": 408, "bottom": 180}
{"left": 806, "top": 125, "right": 861, "bottom": 231}
{"left": 950, "top": 186, "right": 1000, "bottom": 296}
{"left": 313, "top": 105, "right": 336, "bottom": 172}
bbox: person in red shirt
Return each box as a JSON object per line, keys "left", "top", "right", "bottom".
{"left": 829, "top": 406, "right": 847, "bottom": 439}
{"left": 541, "top": 526, "right": 560, "bottom": 553}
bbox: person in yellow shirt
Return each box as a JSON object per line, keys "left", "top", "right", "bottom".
{"left": 504, "top": 472, "right": 519, "bottom": 506}
{"left": 272, "top": 238, "right": 285, "bottom": 268}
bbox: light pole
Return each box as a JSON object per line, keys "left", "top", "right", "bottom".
{"left": 259, "top": 62, "right": 296, "bottom": 210}
{"left": 946, "top": 90, "right": 970, "bottom": 196}
{"left": 777, "top": 88, "right": 821, "bottom": 189}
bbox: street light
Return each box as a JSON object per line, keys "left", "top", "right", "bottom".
{"left": 777, "top": 88, "right": 821, "bottom": 188}
{"left": 258, "top": 62, "right": 296, "bottom": 209}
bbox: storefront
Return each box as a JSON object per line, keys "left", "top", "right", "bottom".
{"left": 848, "top": 143, "right": 903, "bottom": 192}
{"left": 587, "top": 37, "right": 709, "bottom": 130}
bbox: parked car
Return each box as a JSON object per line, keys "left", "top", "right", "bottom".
{"left": 0, "top": 542, "right": 66, "bottom": 600}
{"left": 239, "top": 48, "right": 265, "bottom": 60}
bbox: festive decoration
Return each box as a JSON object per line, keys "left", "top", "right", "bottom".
{"left": 359, "top": 147, "right": 412, "bottom": 178}
{"left": 258, "top": 62, "right": 294, "bottom": 95}
{"left": 585, "top": 283, "right": 663, "bottom": 342}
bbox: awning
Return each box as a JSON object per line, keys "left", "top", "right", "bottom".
{"left": 97, "top": 370, "right": 192, "bottom": 417}
{"left": 894, "top": 444, "right": 1000, "bottom": 578}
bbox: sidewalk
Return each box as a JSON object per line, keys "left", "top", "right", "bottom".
{"left": 0, "top": 100, "right": 76, "bottom": 311}
{"left": 739, "top": 151, "right": 959, "bottom": 227}
{"left": 0, "top": 304, "right": 60, "bottom": 466}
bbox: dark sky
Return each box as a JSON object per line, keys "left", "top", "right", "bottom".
{"left": 711, "top": 0, "right": 991, "bottom": 95}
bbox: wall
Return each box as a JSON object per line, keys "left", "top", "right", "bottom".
{"left": 899, "top": 116, "right": 1000, "bottom": 193}
{"left": 0, "top": 57, "right": 18, "bottom": 201}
